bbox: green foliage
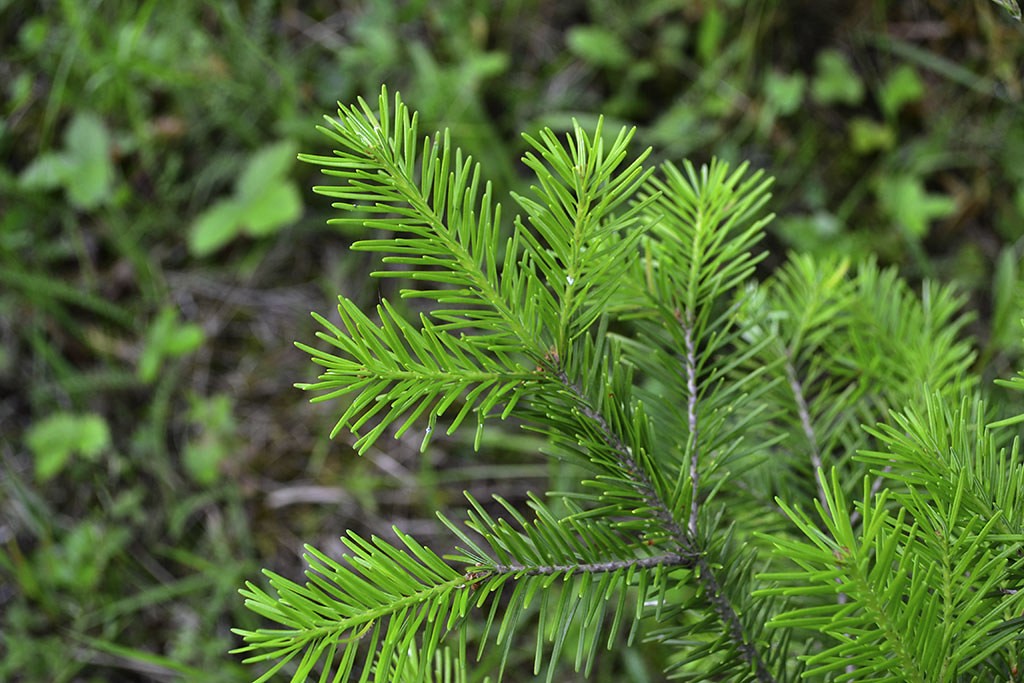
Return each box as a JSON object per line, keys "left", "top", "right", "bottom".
{"left": 184, "top": 393, "right": 240, "bottom": 485}
{"left": 810, "top": 50, "right": 865, "bottom": 106}
{"left": 566, "top": 26, "right": 632, "bottom": 69}
{"left": 138, "top": 306, "right": 206, "bottom": 383}
{"left": 26, "top": 411, "right": 111, "bottom": 482}
{"left": 236, "top": 88, "right": 1023, "bottom": 681}
{"left": 874, "top": 173, "right": 958, "bottom": 240}
{"left": 878, "top": 65, "right": 926, "bottom": 120}
{"left": 189, "top": 140, "right": 304, "bottom": 256}
{"left": 18, "top": 111, "right": 117, "bottom": 209}
{"left": 5, "top": 1, "right": 1024, "bottom": 681}
{"left": 762, "top": 394, "right": 1024, "bottom": 680}
{"left": 762, "top": 71, "right": 807, "bottom": 119}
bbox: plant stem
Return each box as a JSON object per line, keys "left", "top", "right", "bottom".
{"left": 493, "top": 552, "right": 693, "bottom": 576}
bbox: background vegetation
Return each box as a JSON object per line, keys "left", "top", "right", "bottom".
{"left": 1, "top": 1, "right": 1022, "bottom": 680}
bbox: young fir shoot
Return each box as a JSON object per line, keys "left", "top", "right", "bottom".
{"left": 235, "top": 87, "right": 1024, "bottom": 682}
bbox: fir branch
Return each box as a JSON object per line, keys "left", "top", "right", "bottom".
{"left": 442, "top": 493, "right": 698, "bottom": 682}
{"left": 302, "top": 88, "right": 546, "bottom": 355}
{"left": 760, "top": 466, "right": 1024, "bottom": 680}
{"left": 512, "top": 119, "right": 656, "bottom": 354}
{"left": 237, "top": 87, "right": 1018, "bottom": 682}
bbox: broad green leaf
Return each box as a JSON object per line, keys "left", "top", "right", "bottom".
{"left": 18, "top": 112, "right": 116, "bottom": 209}
{"left": 163, "top": 321, "right": 206, "bottom": 355}
{"left": 565, "top": 26, "right": 631, "bottom": 69}
{"left": 64, "top": 112, "right": 115, "bottom": 209}
{"left": 26, "top": 412, "right": 111, "bottom": 482}
{"left": 189, "top": 140, "right": 301, "bottom": 254}
{"left": 811, "top": 49, "right": 864, "bottom": 105}
{"left": 240, "top": 183, "right": 303, "bottom": 236}
{"left": 183, "top": 439, "right": 225, "bottom": 485}
{"left": 138, "top": 306, "right": 206, "bottom": 382}
{"left": 763, "top": 70, "right": 806, "bottom": 116}
{"left": 849, "top": 117, "right": 895, "bottom": 154}
{"left": 875, "top": 173, "right": 957, "bottom": 238}
{"left": 19, "top": 17, "right": 49, "bottom": 52}
{"left": 237, "top": 140, "right": 299, "bottom": 199}
{"left": 879, "top": 64, "right": 925, "bottom": 118}
{"left": 18, "top": 152, "right": 72, "bottom": 191}
{"left": 189, "top": 200, "right": 244, "bottom": 257}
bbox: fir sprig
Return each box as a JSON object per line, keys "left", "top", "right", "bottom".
{"left": 236, "top": 87, "right": 1023, "bottom": 682}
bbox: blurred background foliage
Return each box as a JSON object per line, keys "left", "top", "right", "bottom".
{"left": 1, "top": 0, "right": 1022, "bottom": 680}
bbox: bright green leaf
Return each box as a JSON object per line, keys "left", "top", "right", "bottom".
{"left": 163, "top": 322, "right": 206, "bottom": 356}
{"left": 239, "top": 183, "right": 303, "bottom": 236}
{"left": 566, "top": 26, "right": 631, "bottom": 69}
{"left": 875, "top": 174, "right": 957, "bottom": 238}
{"left": 990, "top": 248, "right": 1021, "bottom": 352}
{"left": 190, "top": 140, "right": 301, "bottom": 255}
{"left": 879, "top": 64, "right": 925, "bottom": 118}
{"left": 696, "top": 7, "right": 726, "bottom": 65}
{"left": 183, "top": 439, "right": 225, "bottom": 485}
{"left": 48, "top": 521, "right": 130, "bottom": 592}
{"left": 64, "top": 112, "right": 115, "bottom": 209}
{"left": 237, "top": 140, "right": 299, "bottom": 200}
{"left": 192, "top": 393, "right": 236, "bottom": 434}
{"left": 183, "top": 394, "right": 236, "bottom": 485}
{"left": 26, "top": 412, "right": 111, "bottom": 482}
{"left": 19, "top": 17, "right": 49, "bottom": 52}
{"left": 811, "top": 49, "right": 864, "bottom": 105}
{"left": 137, "top": 346, "right": 164, "bottom": 386}
{"left": 763, "top": 70, "right": 806, "bottom": 116}
{"left": 189, "top": 200, "right": 244, "bottom": 257}
{"left": 849, "top": 117, "right": 895, "bottom": 154}
{"left": 138, "top": 307, "right": 206, "bottom": 382}
{"left": 18, "top": 152, "right": 73, "bottom": 191}
{"left": 774, "top": 211, "right": 853, "bottom": 256}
